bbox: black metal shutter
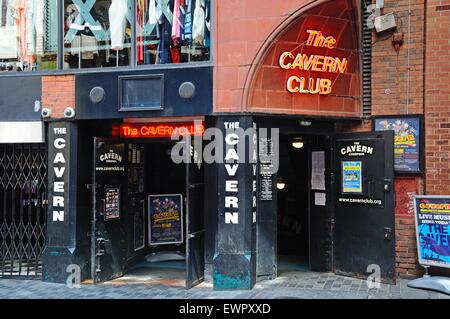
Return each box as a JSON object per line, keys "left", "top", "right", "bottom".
{"left": 362, "top": 0, "right": 372, "bottom": 118}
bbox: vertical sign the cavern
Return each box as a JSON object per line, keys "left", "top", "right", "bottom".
{"left": 43, "top": 122, "right": 79, "bottom": 283}
{"left": 213, "top": 116, "right": 257, "bottom": 290}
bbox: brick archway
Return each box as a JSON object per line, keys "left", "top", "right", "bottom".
{"left": 242, "top": 0, "right": 362, "bottom": 117}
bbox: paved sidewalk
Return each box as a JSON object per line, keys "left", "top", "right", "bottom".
{"left": 0, "top": 271, "right": 449, "bottom": 299}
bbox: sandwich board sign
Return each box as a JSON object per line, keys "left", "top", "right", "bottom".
{"left": 413, "top": 196, "right": 450, "bottom": 268}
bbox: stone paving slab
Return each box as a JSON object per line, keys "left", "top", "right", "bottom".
{"left": 0, "top": 271, "right": 449, "bottom": 299}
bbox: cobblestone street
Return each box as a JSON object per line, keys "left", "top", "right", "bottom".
{"left": 1, "top": 271, "right": 449, "bottom": 299}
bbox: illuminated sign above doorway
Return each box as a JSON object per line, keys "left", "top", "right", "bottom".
{"left": 279, "top": 30, "right": 350, "bottom": 96}
{"left": 119, "top": 122, "right": 205, "bottom": 138}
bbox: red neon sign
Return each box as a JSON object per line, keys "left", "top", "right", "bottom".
{"left": 119, "top": 122, "right": 205, "bottom": 138}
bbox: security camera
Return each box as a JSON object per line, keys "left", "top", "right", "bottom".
{"left": 41, "top": 108, "right": 52, "bottom": 119}
{"left": 64, "top": 107, "right": 76, "bottom": 119}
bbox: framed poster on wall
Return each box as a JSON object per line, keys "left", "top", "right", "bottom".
{"left": 373, "top": 115, "right": 423, "bottom": 174}
{"left": 413, "top": 196, "right": 450, "bottom": 269}
{"left": 148, "top": 194, "right": 183, "bottom": 246}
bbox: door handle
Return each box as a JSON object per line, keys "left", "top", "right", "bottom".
{"left": 384, "top": 227, "right": 393, "bottom": 241}
{"left": 384, "top": 179, "right": 392, "bottom": 192}
{"left": 188, "top": 230, "right": 205, "bottom": 238}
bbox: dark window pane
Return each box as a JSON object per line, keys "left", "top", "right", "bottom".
{"left": 120, "top": 76, "right": 164, "bottom": 110}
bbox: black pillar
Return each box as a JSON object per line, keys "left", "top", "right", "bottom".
{"left": 213, "top": 115, "right": 258, "bottom": 290}
{"left": 42, "top": 121, "right": 81, "bottom": 283}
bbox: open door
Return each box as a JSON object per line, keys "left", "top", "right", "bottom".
{"left": 185, "top": 144, "right": 205, "bottom": 289}
{"left": 333, "top": 131, "right": 396, "bottom": 284}
{"left": 309, "top": 136, "right": 333, "bottom": 272}
{"left": 91, "top": 138, "right": 128, "bottom": 283}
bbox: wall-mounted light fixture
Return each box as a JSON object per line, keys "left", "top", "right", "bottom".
{"left": 276, "top": 177, "right": 286, "bottom": 190}
{"left": 292, "top": 138, "right": 305, "bottom": 149}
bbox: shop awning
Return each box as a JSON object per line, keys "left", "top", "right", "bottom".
{"left": 0, "top": 121, "right": 45, "bottom": 144}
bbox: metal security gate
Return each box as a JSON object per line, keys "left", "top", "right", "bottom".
{"left": 0, "top": 144, "right": 47, "bottom": 278}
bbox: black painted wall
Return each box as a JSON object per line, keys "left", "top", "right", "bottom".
{"left": 0, "top": 76, "right": 41, "bottom": 121}
{"left": 75, "top": 66, "right": 213, "bottom": 119}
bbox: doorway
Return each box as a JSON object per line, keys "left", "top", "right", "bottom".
{"left": 121, "top": 142, "right": 186, "bottom": 286}
{"left": 92, "top": 138, "right": 205, "bottom": 289}
{"left": 277, "top": 134, "right": 310, "bottom": 275}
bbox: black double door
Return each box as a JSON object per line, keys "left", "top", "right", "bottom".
{"left": 258, "top": 131, "right": 396, "bottom": 284}
{"left": 91, "top": 138, "right": 204, "bottom": 288}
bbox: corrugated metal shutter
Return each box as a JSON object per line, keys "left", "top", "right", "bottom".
{"left": 362, "top": 1, "right": 372, "bottom": 118}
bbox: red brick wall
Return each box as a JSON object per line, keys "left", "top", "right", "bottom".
{"left": 214, "top": 0, "right": 328, "bottom": 112}
{"left": 425, "top": 1, "right": 450, "bottom": 195}
{"left": 41, "top": 75, "right": 76, "bottom": 119}
{"left": 338, "top": 0, "right": 427, "bottom": 279}
{"left": 371, "top": 0, "right": 425, "bottom": 116}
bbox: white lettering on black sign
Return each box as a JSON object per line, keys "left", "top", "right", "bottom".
{"left": 224, "top": 122, "right": 240, "bottom": 224}
{"left": 100, "top": 150, "right": 123, "bottom": 163}
{"left": 52, "top": 127, "right": 67, "bottom": 222}
{"left": 340, "top": 142, "right": 374, "bottom": 157}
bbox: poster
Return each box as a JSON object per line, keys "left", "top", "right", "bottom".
{"left": 148, "top": 194, "right": 183, "bottom": 246}
{"left": 342, "top": 161, "right": 362, "bottom": 193}
{"left": 259, "top": 137, "right": 274, "bottom": 201}
{"left": 374, "top": 116, "right": 422, "bottom": 174}
{"left": 104, "top": 187, "right": 120, "bottom": 220}
{"left": 311, "top": 151, "right": 326, "bottom": 190}
{"left": 314, "top": 192, "right": 326, "bottom": 206}
{"left": 413, "top": 196, "right": 450, "bottom": 268}
{"left": 395, "top": 177, "right": 419, "bottom": 217}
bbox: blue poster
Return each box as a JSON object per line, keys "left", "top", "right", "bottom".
{"left": 342, "top": 161, "right": 362, "bottom": 193}
{"left": 148, "top": 194, "right": 184, "bottom": 246}
{"left": 414, "top": 196, "right": 450, "bottom": 268}
{"left": 375, "top": 117, "right": 421, "bottom": 173}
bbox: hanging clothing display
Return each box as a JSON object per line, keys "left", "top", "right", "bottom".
{"left": 0, "top": 0, "right": 15, "bottom": 27}
{"left": 1, "top": 0, "right": 7, "bottom": 26}
{"left": 204, "top": 0, "right": 210, "bottom": 48}
{"left": 26, "top": 0, "right": 36, "bottom": 56}
{"left": 148, "top": 0, "right": 162, "bottom": 25}
{"left": 15, "top": 0, "right": 27, "bottom": 62}
{"left": 136, "top": 0, "right": 145, "bottom": 63}
{"left": 192, "top": 0, "right": 205, "bottom": 46}
{"left": 34, "top": 0, "right": 44, "bottom": 55}
{"left": 171, "top": 0, "right": 181, "bottom": 45}
{"left": 170, "top": 45, "right": 180, "bottom": 63}
{"left": 0, "top": 0, "right": 17, "bottom": 58}
{"left": 182, "top": 0, "right": 192, "bottom": 43}
{"left": 109, "top": 0, "right": 128, "bottom": 50}
{"left": 0, "top": 25, "right": 17, "bottom": 58}
{"left": 70, "top": 34, "right": 99, "bottom": 60}
{"left": 156, "top": 14, "right": 171, "bottom": 64}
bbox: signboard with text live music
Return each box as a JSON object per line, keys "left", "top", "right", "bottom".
{"left": 413, "top": 196, "right": 450, "bottom": 269}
